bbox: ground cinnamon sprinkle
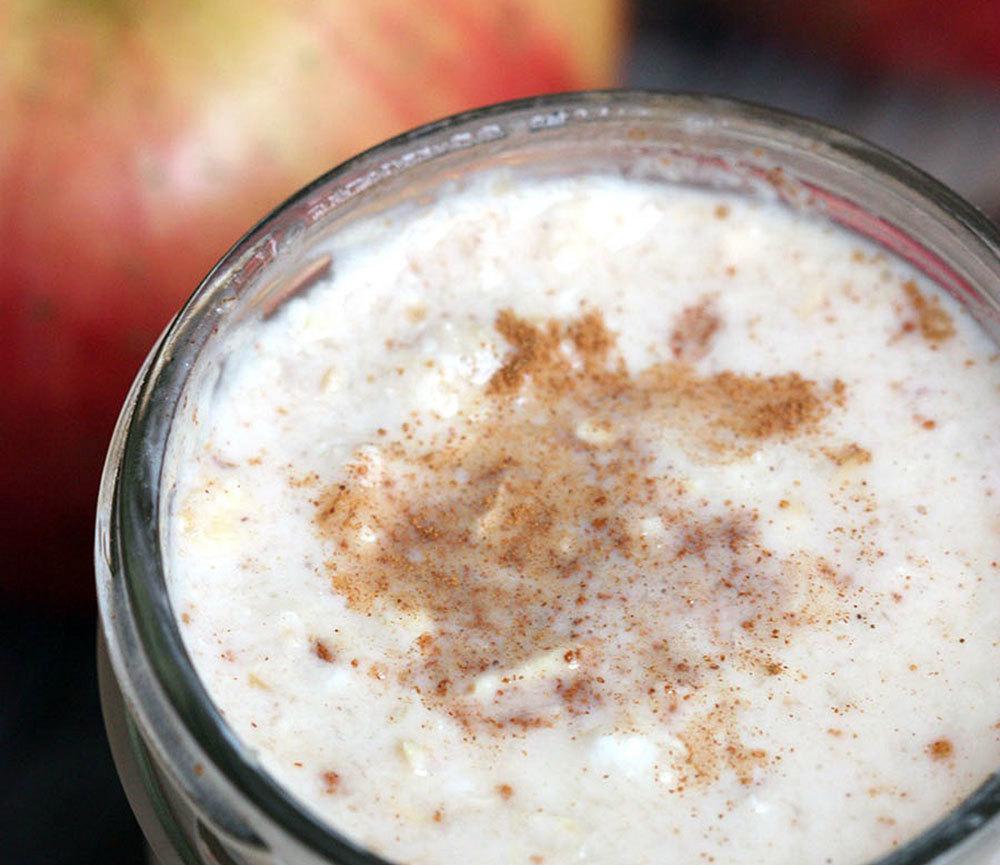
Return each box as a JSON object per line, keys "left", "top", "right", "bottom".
{"left": 567, "top": 309, "right": 615, "bottom": 370}
{"left": 314, "top": 305, "right": 855, "bottom": 778}
{"left": 927, "top": 738, "right": 954, "bottom": 761}
{"left": 670, "top": 299, "right": 722, "bottom": 362}
{"left": 485, "top": 310, "right": 561, "bottom": 395}
{"left": 693, "top": 368, "right": 827, "bottom": 441}
{"left": 822, "top": 443, "right": 872, "bottom": 467}
{"left": 901, "top": 280, "right": 955, "bottom": 343}
{"left": 313, "top": 639, "right": 334, "bottom": 663}
{"left": 678, "top": 700, "right": 769, "bottom": 787}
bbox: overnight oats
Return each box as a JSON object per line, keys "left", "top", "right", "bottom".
{"left": 161, "top": 171, "right": 1000, "bottom": 865}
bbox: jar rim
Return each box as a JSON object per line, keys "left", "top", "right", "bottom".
{"left": 100, "top": 89, "right": 1000, "bottom": 865}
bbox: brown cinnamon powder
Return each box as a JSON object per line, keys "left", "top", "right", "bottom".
{"left": 901, "top": 280, "right": 955, "bottom": 343}
{"left": 670, "top": 299, "right": 722, "bottom": 363}
{"left": 822, "top": 443, "right": 872, "bottom": 467}
{"left": 313, "top": 639, "right": 335, "bottom": 663}
{"left": 927, "top": 738, "right": 954, "bottom": 761}
{"left": 314, "top": 306, "right": 857, "bottom": 783}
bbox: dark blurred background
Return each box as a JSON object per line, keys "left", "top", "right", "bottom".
{"left": 630, "top": 0, "right": 1000, "bottom": 218}
{"left": 2, "top": 2, "right": 997, "bottom": 863}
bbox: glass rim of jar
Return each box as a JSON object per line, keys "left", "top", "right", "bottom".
{"left": 96, "top": 89, "right": 1000, "bottom": 865}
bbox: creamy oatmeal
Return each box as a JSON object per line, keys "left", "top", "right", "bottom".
{"left": 164, "top": 173, "right": 1000, "bottom": 865}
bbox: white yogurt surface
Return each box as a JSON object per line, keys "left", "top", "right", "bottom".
{"left": 164, "top": 173, "right": 1000, "bottom": 865}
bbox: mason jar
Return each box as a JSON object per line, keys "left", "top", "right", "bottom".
{"left": 95, "top": 90, "right": 1000, "bottom": 865}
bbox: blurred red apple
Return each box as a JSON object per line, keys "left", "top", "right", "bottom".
{"left": 0, "top": 0, "right": 624, "bottom": 607}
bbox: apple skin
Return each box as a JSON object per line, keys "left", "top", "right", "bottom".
{"left": 0, "top": 0, "right": 623, "bottom": 607}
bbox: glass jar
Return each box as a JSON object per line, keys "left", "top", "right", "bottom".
{"left": 96, "top": 91, "right": 1000, "bottom": 865}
